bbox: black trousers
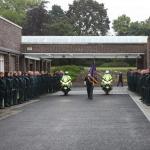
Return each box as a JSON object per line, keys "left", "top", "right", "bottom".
{"left": 86, "top": 85, "right": 94, "bottom": 99}
{"left": 117, "top": 80, "right": 123, "bottom": 87}
{"left": 12, "top": 89, "right": 18, "bottom": 105}
{"left": 0, "top": 96, "right": 5, "bottom": 108}
{"left": 5, "top": 90, "right": 13, "bottom": 106}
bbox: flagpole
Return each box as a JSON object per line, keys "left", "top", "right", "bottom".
{"left": 93, "top": 55, "right": 95, "bottom": 65}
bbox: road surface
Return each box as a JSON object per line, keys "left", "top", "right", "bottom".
{"left": 0, "top": 89, "right": 150, "bottom": 150}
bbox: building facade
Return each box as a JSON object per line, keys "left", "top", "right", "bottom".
{"left": 21, "top": 36, "right": 149, "bottom": 69}
{"left": 0, "top": 16, "right": 150, "bottom": 72}
{"left": 0, "top": 16, "right": 21, "bottom": 72}
{"left": 0, "top": 16, "right": 51, "bottom": 72}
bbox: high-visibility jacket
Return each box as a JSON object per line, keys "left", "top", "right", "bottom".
{"left": 61, "top": 75, "right": 72, "bottom": 82}
{"left": 61, "top": 75, "right": 72, "bottom": 87}
{"left": 102, "top": 74, "right": 113, "bottom": 82}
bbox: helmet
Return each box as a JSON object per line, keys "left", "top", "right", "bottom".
{"left": 65, "top": 71, "right": 69, "bottom": 75}
{"left": 105, "top": 70, "right": 109, "bottom": 74}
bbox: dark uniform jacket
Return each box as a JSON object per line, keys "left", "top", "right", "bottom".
{"left": 0, "top": 77, "right": 6, "bottom": 97}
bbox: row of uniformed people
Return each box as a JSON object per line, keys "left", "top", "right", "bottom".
{"left": 0, "top": 71, "right": 61, "bottom": 109}
{"left": 127, "top": 69, "right": 150, "bottom": 105}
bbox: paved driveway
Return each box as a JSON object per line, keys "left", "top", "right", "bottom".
{"left": 0, "top": 92, "right": 150, "bottom": 150}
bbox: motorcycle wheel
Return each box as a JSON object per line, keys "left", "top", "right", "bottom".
{"left": 64, "top": 91, "right": 68, "bottom": 96}
{"left": 105, "top": 90, "right": 109, "bottom": 95}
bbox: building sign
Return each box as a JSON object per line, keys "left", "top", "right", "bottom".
{"left": 27, "top": 47, "right": 32, "bottom": 51}
{"left": 0, "top": 55, "right": 4, "bottom": 72}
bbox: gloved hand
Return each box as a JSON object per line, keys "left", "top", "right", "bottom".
{"left": 84, "top": 81, "right": 86, "bottom": 86}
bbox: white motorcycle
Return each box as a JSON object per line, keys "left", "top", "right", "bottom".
{"left": 101, "top": 78, "right": 112, "bottom": 95}
{"left": 61, "top": 79, "right": 72, "bottom": 96}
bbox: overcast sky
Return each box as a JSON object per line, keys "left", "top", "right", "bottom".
{"left": 47, "top": 0, "right": 150, "bottom": 34}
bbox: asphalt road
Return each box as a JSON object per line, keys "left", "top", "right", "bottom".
{"left": 0, "top": 92, "right": 150, "bottom": 150}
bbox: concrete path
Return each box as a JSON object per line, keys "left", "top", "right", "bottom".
{"left": 0, "top": 88, "right": 150, "bottom": 150}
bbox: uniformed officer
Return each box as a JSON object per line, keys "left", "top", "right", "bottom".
{"left": 17, "top": 71, "right": 26, "bottom": 104}
{"left": 0, "top": 72, "right": 6, "bottom": 108}
{"left": 12, "top": 72, "right": 19, "bottom": 105}
{"left": 84, "top": 73, "right": 97, "bottom": 99}
{"left": 4, "top": 72, "right": 13, "bottom": 107}
{"left": 117, "top": 72, "right": 123, "bottom": 87}
{"left": 60, "top": 71, "right": 72, "bottom": 88}
{"left": 24, "top": 72, "right": 30, "bottom": 101}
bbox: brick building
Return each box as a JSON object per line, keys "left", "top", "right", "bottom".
{"left": 0, "top": 16, "right": 150, "bottom": 72}
{"left": 0, "top": 16, "right": 51, "bottom": 72}
{"left": 22, "top": 36, "right": 149, "bottom": 69}
{"left": 0, "top": 16, "right": 21, "bottom": 72}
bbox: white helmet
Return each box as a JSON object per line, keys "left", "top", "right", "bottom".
{"left": 65, "top": 71, "right": 69, "bottom": 75}
{"left": 105, "top": 70, "right": 109, "bottom": 74}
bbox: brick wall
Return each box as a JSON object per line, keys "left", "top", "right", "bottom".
{"left": 0, "top": 17, "right": 22, "bottom": 72}
{"left": 22, "top": 43, "right": 147, "bottom": 54}
{"left": 0, "top": 17, "right": 22, "bottom": 51}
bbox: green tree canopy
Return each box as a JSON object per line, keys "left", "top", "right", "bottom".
{"left": 113, "top": 15, "right": 150, "bottom": 36}
{"left": 0, "top": 0, "right": 41, "bottom": 25}
{"left": 66, "top": 0, "right": 110, "bottom": 35}
{"left": 112, "top": 15, "right": 131, "bottom": 35}
{"left": 23, "top": 1, "right": 48, "bottom": 35}
{"left": 49, "top": 5, "right": 66, "bottom": 23}
{"left": 47, "top": 21, "right": 77, "bottom": 35}
{"left": 46, "top": 5, "right": 77, "bottom": 35}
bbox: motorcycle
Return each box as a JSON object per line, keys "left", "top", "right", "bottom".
{"left": 101, "top": 78, "right": 112, "bottom": 95}
{"left": 61, "top": 80, "right": 72, "bottom": 96}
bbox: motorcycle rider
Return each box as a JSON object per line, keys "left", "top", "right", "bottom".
{"left": 60, "top": 71, "right": 72, "bottom": 89}
{"left": 101, "top": 70, "right": 113, "bottom": 91}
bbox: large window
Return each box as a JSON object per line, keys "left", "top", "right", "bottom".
{"left": 0, "top": 55, "right": 4, "bottom": 72}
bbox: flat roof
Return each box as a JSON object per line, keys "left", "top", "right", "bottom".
{"left": 22, "top": 36, "right": 148, "bottom": 44}
{"left": 0, "top": 16, "right": 22, "bottom": 29}
{"left": 23, "top": 53, "right": 144, "bottom": 59}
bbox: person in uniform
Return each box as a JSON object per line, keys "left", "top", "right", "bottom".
{"left": 101, "top": 70, "right": 113, "bottom": 87}
{"left": 0, "top": 72, "right": 6, "bottom": 108}
{"left": 84, "top": 73, "right": 97, "bottom": 99}
{"left": 60, "top": 71, "right": 72, "bottom": 88}
{"left": 17, "top": 71, "right": 26, "bottom": 104}
{"left": 117, "top": 72, "right": 123, "bottom": 87}
{"left": 12, "top": 72, "right": 19, "bottom": 105}
{"left": 4, "top": 72, "right": 13, "bottom": 107}
{"left": 24, "top": 72, "right": 30, "bottom": 101}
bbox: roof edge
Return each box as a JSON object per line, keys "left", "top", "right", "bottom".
{"left": 0, "top": 16, "right": 22, "bottom": 29}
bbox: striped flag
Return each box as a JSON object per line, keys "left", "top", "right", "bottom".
{"left": 89, "top": 63, "right": 97, "bottom": 77}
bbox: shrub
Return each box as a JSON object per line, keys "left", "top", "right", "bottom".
{"left": 100, "top": 62, "right": 130, "bottom": 67}
{"left": 51, "top": 65, "right": 84, "bottom": 81}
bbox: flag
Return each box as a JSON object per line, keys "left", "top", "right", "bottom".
{"left": 88, "top": 63, "right": 98, "bottom": 85}
{"left": 89, "top": 63, "right": 96, "bottom": 77}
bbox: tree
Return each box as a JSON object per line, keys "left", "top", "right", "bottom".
{"left": 113, "top": 15, "right": 150, "bottom": 36}
{"left": 0, "top": 0, "right": 41, "bottom": 25}
{"left": 112, "top": 15, "right": 131, "bottom": 35}
{"left": 23, "top": 1, "right": 48, "bottom": 35}
{"left": 49, "top": 5, "right": 66, "bottom": 23}
{"left": 142, "top": 17, "right": 150, "bottom": 36}
{"left": 66, "top": 0, "right": 110, "bottom": 35}
{"left": 47, "top": 21, "right": 78, "bottom": 35}
{"left": 128, "top": 21, "right": 144, "bottom": 35}
{"left": 46, "top": 5, "right": 77, "bottom": 35}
